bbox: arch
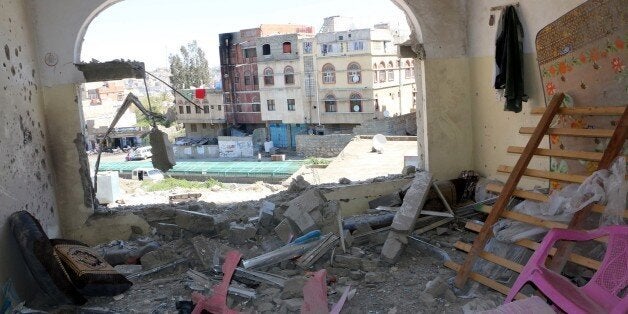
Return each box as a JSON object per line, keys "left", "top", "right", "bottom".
{"left": 324, "top": 94, "right": 337, "bottom": 112}
{"left": 262, "top": 43, "right": 271, "bottom": 55}
{"left": 378, "top": 61, "right": 386, "bottom": 83}
{"left": 284, "top": 66, "right": 295, "bottom": 85}
{"left": 347, "top": 62, "right": 361, "bottom": 84}
{"left": 244, "top": 70, "right": 252, "bottom": 85}
{"left": 263, "top": 67, "right": 274, "bottom": 86}
{"left": 387, "top": 61, "right": 394, "bottom": 81}
{"left": 74, "top": 0, "right": 124, "bottom": 63}
{"left": 322, "top": 63, "right": 335, "bottom": 84}
{"left": 349, "top": 92, "right": 362, "bottom": 112}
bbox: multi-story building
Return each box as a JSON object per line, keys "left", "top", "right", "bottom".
{"left": 174, "top": 88, "right": 226, "bottom": 139}
{"left": 81, "top": 81, "right": 144, "bottom": 150}
{"left": 218, "top": 24, "right": 314, "bottom": 133}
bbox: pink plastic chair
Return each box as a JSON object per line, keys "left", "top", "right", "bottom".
{"left": 504, "top": 225, "right": 628, "bottom": 314}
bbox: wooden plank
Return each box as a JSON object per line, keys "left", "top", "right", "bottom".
{"left": 454, "top": 93, "right": 565, "bottom": 289}
{"left": 415, "top": 218, "right": 453, "bottom": 234}
{"left": 497, "top": 165, "right": 587, "bottom": 183}
{"left": 445, "top": 261, "right": 527, "bottom": 300}
{"left": 530, "top": 106, "right": 625, "bottom": 116}
{"left": 520, "top": 127, "right": 614, "bottom": 138}
{"left": 464, "top": 222, "right": 601, "bottom": 270}
{"left": 478, "top": 205, "right": 568, "bottom": 229}
{"left": 548, "top": 106, "right": 628, "bottom": 273}
{"left": 485, "top": 184, "right": 628, "bottom": 218}
{"left": 507, "top": 146, "right": 606, "bottom": 161}
{"left": 455, "top": 241, "right": 524, "bottom": 272}
{"left": 420, "top": 210, "right": 454, "bottom": 218}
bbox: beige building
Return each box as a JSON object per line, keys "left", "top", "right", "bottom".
{"left": 174, "top": 88, "right": 226, "bottom": 138}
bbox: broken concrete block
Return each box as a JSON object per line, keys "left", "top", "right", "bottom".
{"left": 334, "top": 255, "right": 363, "bottom": 270}
{"left": 274, "top": 219, "right": 296, "bottom": 243}
{"left": 390, "top": 172, "right": 433, "bottom": 232}
{"left": 338, "top": 177, "right": 351, "bottom": 184}
{"left": 174, "top": 210, "right": 215, "bottom": 234}
{"left": 140, "top": 247, "right": 179, "bottom": 270}
{"left": 281, "top": 277, "right": 306, "bottom": 299}
{"left": 402, "top": 165, "right": 416, "bottom": 175}
{"left": 229, "top": 222, "right": 257, "bottom": 245}
{"left": 381, "top": 231, "right": 409, "bottom": 264}
{"left": 288, "top": 175, "right": 310, "bottom": 192}
{"left": 259, "top": 201, "right": 276, "bottom": 228}
{"left": 155, "top": 223, "right": 183, "bottom": 239}
{"left": 368, "top": 192, "right": 402, "bottom": 209}
{"left": 283, "top": 189, "right": 326, "bottom": 233}
{"left": 281, "top": 298, "right": 303, "bottom": 312}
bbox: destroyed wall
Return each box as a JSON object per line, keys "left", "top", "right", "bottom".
{"left": 296, "top": 134, "right": 353, "bottom": 157}
{"left": 352, "top": 112, "right": 417, "bottom": 136}
{"left": 466, "top": 0, "right": 587, "bottom": 187}
{"left": 0, "top": 0, "right": 60, "bottom": 299}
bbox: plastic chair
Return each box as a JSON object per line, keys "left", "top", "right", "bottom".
{"left": 504, "top": 226, "right": 628, "bottom": 314}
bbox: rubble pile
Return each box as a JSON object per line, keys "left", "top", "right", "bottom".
{"left": 47, "top": 172, "right": 504, "bottom": 313}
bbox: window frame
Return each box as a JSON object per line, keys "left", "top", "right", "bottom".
{"left": 387, "top": 61, "right": 394, "bottom": 81}
{"left": 267, "top": 99, "right": 276, "bottom": 111}
{"left": 324, "top": 94, "right": 337, "bottom": 112}
{"left": 378, "top": 62, "right": 386, "bottom": 83}
{"left": 282, "top": 42, "right": 292, "bottom": 53}
{"left": 244, "top": 70, "right": 252, "bottom": 85}
{"left": 350, "top": 93, "right": 363, "bottom": 112}
{"left": 287, "top": 99, "right": 296, "bottom": 111}
{"left": 190, "top": 123, "right": 197, "bottom": 132}
{"left": 263, "top": 67, "right": 274, "bottom": 86}
{"left": 284, "top": 66, "right": 295, "bottom": 85}
{"left": 262, "top": 44, "right": 271, "bottom": 55}
{"left": 322, "top": 63, "right": 336, "bottom": 84}
{"left": 347, "top": 62, "right": 361, "bottom": 84}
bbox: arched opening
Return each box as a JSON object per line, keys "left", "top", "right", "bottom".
{"left": 263, "top": 67, "right": 274, "bottom": 86}
{"left": 284, "top": 66, "right": 295, "bottom": 85}
{"left": 322, "top": 63, "right": 336, "bottom": 84}
{"left": 347, "top": 62, "right": 361, "bottom": 84}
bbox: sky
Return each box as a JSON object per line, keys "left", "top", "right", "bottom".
{"left": 81, "top": 0, "right": 410, "bottom": 70}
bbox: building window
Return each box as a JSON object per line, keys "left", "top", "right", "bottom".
{"left": 190, "top": 124, "right": 197, "bottom": 132}
{"left": 373, "top": 63, "right": 378, "bottom": 83}
{"left": 202, "top": 123, "right": 207, "bottom": 129}
{"left": 405, "top": 60, "right": 412, "bottom": 79}
{"left": 263, "top": 67, "right": 274, "bottom": 86}
{"left": 218, "top": 105, "right": 222, "bottom": 111}
{"left": 287, "top": 99, "right": 295, "bottom": 111}
{"left": 117, "top": 92, "right": 124, "bottom": 101}
{"left": 303, "top": 42, "right": 312, "bottom": 54}
{"left": 267, "top": 99, "right": 275, "bottom": 111}
{"left": 195, "top": 105, "right": 202, "bottom": 114}
{"left": 244, "top": 70, "right": 252, "bottom": 85}
{"left": 352, "top": 41, "right": 364, "bottom": 51}
{"left": 179, "top": 106, "right": 184, "bottom": 114}
{"left": 252, "top": 103, "right": 261, "bottom": 112}
{"left": 203, "top": 105, "right": 209, "bottom": 113}
{"left": 244, "top": 48, "right": 257, "bottom": 58}
{"left": 284, "top": 66, "right": 295, "bottom": 85}
{"left": 236, "top": 105, "right": 242, "bottom": 112}
{"left": 322, "top": 63, "right": 335, "bottom": 84}
{"left": 324, "top": 94, "right": 337, "bottom": 112}
{"left": 387, "top": 61, "right": 394, "bottom": 81}
{"left": 253, "top": 74, "right": 258, "bottom": 85}
{"left": 282, "top": 42, "right": 292, "bottom": 53}
{"left": 347, "top": 62, "right": 361, "bottom": 84}
{"left": 350, "top": 93, "right": 362, "bottom": 112}
{"left": 262, "top": 44, "right": 271, "bottom": 55}
{"left": 234, "top": 72, "right": 240, "bottom": 84}
{"left": 378, "top": 62, "right": 386, "bottom": 82}
{"left": 186, "top": 105, "right": 191, "bottom": 114}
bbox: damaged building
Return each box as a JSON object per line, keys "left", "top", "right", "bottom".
{"left": 0, "top": 0, "right": 626, "bottom": 313}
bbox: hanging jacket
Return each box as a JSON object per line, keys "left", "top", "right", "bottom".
{"left": 494, "top": 6, "right": 527, "bottom": 113}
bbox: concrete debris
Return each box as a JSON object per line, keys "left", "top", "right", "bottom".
{"left": 401, "top": 165, "right": 416, "bottom": 175}
{"left": 274, "top": 218, "right": 296, "bottom": 243}
{"left": 228, "top": 222, "right": 257, "bottom": 245}
{"left": 338, "top": 177, "right": 352, "bottom": 184}
{"left": 382, "top": 172, "right": 433, "bottom": 264}
{"left": 280, "top": 277, "right": 306, "bottom": 299}
{"left": 258, "top": 201, "right": 276, "bottom": 229}
{"left": 288, "top": 175, "right": 310, "bottom": 192}
{"left": 139, "top": 247, "right": 180, "bottom": 270}
{"left": 168, "top": 193, "right": 202, "bottom": 204}
{"left": 283, "top": 189, "right": 326, "bottom": 233}
{"left": 368, "top": 192, "right": 402, "bottom": 208}
{"left": 296, "top": 233, "right": 340, "bottom": 269}
{"left": 242, "top": 240, "right": 320, "bottom": 269}
{"left": 173, "top": 210, "right": 216, "bottom": 234}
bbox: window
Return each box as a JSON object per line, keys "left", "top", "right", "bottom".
{"left": 267, "top": 99, "right": 275, "bottom": 111}
{"left": 282, "top": 42, "right": 292, "bottom": 53}
{"left": 244, "top": 48, "right": 257, "bottom": 58}
{"left": 244, "top": 70, "right": 252, "bottom": 85}
{"left": 202, "top": 123, "right": 207, "bottom": 129}
{"left": 387, "top": 61, "right": 394, "bottom": 81}
{"left": 378, "top": 62, "right": 386, "bottom": 82}
{"left": 347, "top": 62, "right": 361, "bottom": 84}
{"left": 373, "top": 63, "right": 378, "bottom": 83}
{"left": 204, "top": 105, "right": 209, "bottom": 113}
{"left": 234, "top": 72, "right": 240, "bottom": 84}
{"left": 190, "top": 124, "right": 197, "bottom": 132}
{"left": 287, "top": 99, "right": 295, "bottom": 111}
{"left": 218, "top": 105, "right": 222, "bottom": 111}
{"left": 284, "top": 66, "right": 295, "bottom": 85}
{"left": 195, "top": 105, "right": 202, "bottom": 114}
{"left": 253, "top": 74, "right": 258, "bottom": 85}
{"left": 211, "top": 105, "right": 214, "bottom": 109}
{"left": 322, "top": 63, "right": 335, "bottom": 84}
{"left": 186, "top": 105, "right": 191, "bottom": 114}
{"left": 263, "top": 67, "right": 274, "bottom": 86}
{"left": 324, "top": 94, "right": 337, "bottom": 112}
{"left": 117, "top": 92, "right": 124, "bottom": 101}
{"left": 350, "top": 93, "right": 362, "bottom": 112}
{"left": 303, "top": 42, "right": 312, "bottom": 54}
{"left": 179, "top": 106, "right": 184, "bottom": 114}
{"left": 252, "top": 103, "right": 261, "bottom": 112}
{"left": 405, "top": 60, "right": 412, "bottom": 79}
{"left": 236, "top": 105, "right": 242, "bottom": 112}
{"left": 352, "top": 41, "right": 364, "bottom": 51}
{"left": 262, "top": 44, "right": 271, "bottom": 55}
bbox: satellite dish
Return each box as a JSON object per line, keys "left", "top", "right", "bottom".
{"left": 383, "top": 110, "right": 391, "bottom": 118}
{"left": 351, "top": 74, "right": 360, "bottom": 83}
{"left": 372, "top": 134, "right": 387, "bottom": 152}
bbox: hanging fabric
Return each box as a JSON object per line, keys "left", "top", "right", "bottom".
{"left": 494, "top": 5, "right": 527, "bottom": 113}
{"left": 195, "top": 88, "right": 206, "bottom": 99}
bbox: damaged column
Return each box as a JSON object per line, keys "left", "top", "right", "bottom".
{"left": 381, "top": 172, "right": 433, "bottom": 263}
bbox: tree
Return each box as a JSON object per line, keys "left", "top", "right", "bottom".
{"left": 134, "top": 92, "right": 175, "bottom": 128}
{"left": 169, "top": 41, "right": 210, "bottom": 90}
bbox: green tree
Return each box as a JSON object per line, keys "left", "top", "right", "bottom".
{"left": 134, "top": 92, "right": 174, "bottom": 128}
{"left": 169, "top": 41, "right": 210, "bottom": 90}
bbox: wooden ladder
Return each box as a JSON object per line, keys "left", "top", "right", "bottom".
{"left": 447, "top": 93, "right": 628, "bottom": 297}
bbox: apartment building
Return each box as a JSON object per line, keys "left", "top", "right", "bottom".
{"left": 218, "top": 24, "right": 314, "bottom": 133}
{"left": 174, "top": 88, "right": 226, "bottom": 138}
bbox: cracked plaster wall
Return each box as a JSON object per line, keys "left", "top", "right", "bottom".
{"left": 0, "top": 0, "right": 59, "bottom": 299}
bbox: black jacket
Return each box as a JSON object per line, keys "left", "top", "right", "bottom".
{"left": 494, "top": 6, "right": 527, "bottom": 113}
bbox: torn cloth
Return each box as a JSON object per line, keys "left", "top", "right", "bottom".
{"left": 494, "top": 5, "right": 527, "bottom": 113}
